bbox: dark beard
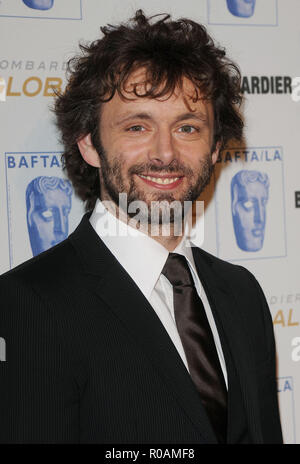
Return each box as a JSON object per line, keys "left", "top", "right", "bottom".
{"left": 95, "top": 138, "right": 214, "bottom": 224}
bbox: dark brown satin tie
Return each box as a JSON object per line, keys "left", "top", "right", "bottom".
{"left": 162, "top": 253, "right": 227, "bottom": 444}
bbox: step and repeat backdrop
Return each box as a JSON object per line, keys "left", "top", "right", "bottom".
{"left": 0, "top": 0, "right": 299, "bottom": 444}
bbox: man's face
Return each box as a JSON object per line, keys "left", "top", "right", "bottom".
{"left": 232, "top": 179, "right": 268, "bottom": 251}
{"left": 27, "top": 187, "right": 71, "bottom": 255}
{"left": 93, "top": 70, "right": 218, "bottom": 223}
{"left": 226, "top": 0, "right": 256, "bottom": 18}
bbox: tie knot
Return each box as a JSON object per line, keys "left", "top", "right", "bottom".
{"left": 161, "top": 253, "right": 194, "bottom": 287}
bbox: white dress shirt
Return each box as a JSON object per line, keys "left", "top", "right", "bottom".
{"left": 89, "top": 199, "right": 228, "bottom": 387}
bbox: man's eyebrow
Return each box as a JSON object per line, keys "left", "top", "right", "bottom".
{"left": 114, "top": 113, "right": 153, "bottom": 126}
{"left": 175, "top": 112, "right": 208, "bottom": 123}
{"left": 114, "top": 111, "right": 208, "bottom": 126}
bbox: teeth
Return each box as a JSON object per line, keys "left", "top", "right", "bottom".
{"left": 139, "top": 175, "right": 180, "bottom": 184}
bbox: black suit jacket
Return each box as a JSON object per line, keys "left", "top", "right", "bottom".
{"left": 0, "top": 213, "right": 283, "bottom": 444}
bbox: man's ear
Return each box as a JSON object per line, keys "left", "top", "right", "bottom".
{"left": 211, "top": 141, "right": 221, "bottom": 165}
{"left": 77, "top": 133, "right": 101, "bottom": 168}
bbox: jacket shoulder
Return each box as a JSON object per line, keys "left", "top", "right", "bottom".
{"left": 0, "top": 237, "right": 78, "bottom": 288}
{"left": 195, "top": 247, "right": 268, "bottom": 314}
{"left": 196, "top": 246, "right": 253, "bottom": 279}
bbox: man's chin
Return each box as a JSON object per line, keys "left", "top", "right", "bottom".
{"left": 126, "top": 197, "right": 191, "bottom": 227}
{"left": 101, "top": 181, "right": 200, "bottom": 224}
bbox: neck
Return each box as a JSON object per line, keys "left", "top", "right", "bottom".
{"left": 100, "top": 194, "right": 189, "bottom": 252}
{"left": 132, "top": 220, "right": 186, "bottom": 251}
{"left": 150, "top": 233, "right": 184, "bottom": 252}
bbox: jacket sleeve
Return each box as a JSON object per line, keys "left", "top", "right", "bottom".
{"left": 241, "top": 267, "right": 283, "bottom": 444}
{"left": 0, "top": 274, "right": 79, "bottom": 443}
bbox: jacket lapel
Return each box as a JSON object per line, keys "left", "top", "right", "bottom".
{"left": 70, "top": 214, "right": 218, "bottom": 444}
{"left": 191, "top": 246, "right": 264, "bottom": 443}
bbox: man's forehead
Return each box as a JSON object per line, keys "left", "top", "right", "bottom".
{"left": 100, "top": 68, "right": 212, "bottom": 123}
{"left": 123, "top": 67, "right": 200, "bottom": 101}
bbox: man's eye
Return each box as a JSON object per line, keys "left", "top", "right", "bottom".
{"left": 178, "top": 125, "right": 198, "bottom": 134}
{"left": 127, "top": 125, "right": 145, "bottom": 132}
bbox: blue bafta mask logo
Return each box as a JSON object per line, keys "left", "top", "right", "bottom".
{"left": 26, "top": 176, "right": 72, "bottom": 256}
{"left": 231, "top": 170, "right": 269, "bottom": 252}
{"left": 22, "top": 0, "right": 54, "bottom": 10}
{"left": 226, "top": 0, "right": 256, "bottom": 17}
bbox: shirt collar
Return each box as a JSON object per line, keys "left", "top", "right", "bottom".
{"left": 89, "top": 199, "right": 201, "bottom": 300}
{"left": 172, "top": 233, "right": 200, "bottom": 287}
{"left": 90, "top": 199, "right": 169, "bottom": 300}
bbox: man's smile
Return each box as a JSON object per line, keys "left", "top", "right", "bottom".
{"left": 136, "top": 174, "right": 184, "bottom": 189}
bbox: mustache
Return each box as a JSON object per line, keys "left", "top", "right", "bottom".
{"left": 128, "top": 161, "right": 194, "bottom": 177}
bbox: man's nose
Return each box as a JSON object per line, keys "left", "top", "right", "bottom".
{"left": 148, "top": 128, "right": 178, "bottom": 166}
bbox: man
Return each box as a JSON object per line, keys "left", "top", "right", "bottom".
{"left": 0, "top": 10, "right": 282, "bottom": 444}
{"left": 231, "top": 170, "right": 269, "bottom": 252}
{"left": 26, "top": 176, "right": 73, "bottom": 256}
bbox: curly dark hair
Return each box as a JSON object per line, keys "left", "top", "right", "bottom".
{"left": 54, "top": 9, "right": 243, "bottom": 211}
